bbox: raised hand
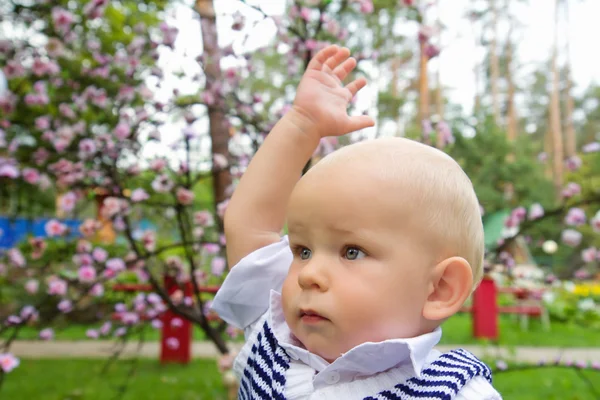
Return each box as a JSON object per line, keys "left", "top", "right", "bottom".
{"left": 291, "top": 45, "right": 375, "bottom": 138}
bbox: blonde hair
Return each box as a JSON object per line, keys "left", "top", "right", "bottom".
{"left": 318, "top": 137, "right": 485, "bottom": 288}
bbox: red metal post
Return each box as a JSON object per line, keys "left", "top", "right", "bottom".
{"left": 472, "top": 277, "right": 498, "bottom": 340}
{"left": 160, "top": 277, "right": 193, "bottom": 364}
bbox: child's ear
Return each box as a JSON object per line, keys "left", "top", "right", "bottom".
{"left": 422, "top": 257, "right": 473, "bottom": 321}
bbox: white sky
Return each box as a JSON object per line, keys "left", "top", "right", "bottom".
{"left": 147, "top": 0, "right": 599, "bottom": 154}
{"left": 166, "top": 0, "right": 600, "bottom": 112}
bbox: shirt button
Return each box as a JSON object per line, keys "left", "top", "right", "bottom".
{"left": 324, "top": 371, "right": 340, "bottom": 385}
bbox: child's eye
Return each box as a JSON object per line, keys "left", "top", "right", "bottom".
{"left": 293, "top": 246, "right": 312, "bottom": 260}
{"left": 344, "top": 246, "right": 366, "bottom": 260}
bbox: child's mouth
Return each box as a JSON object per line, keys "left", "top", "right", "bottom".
{"left": 299, "top": 309, "right": 328, "bottom": 324}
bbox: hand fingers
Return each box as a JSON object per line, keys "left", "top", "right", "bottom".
{"left": 345, "top": 77, "right": 367, "bottom": 97}
{"left": 342, "top": 115, "right": 376, "bottom": 134}
{"left": 307, "top": 45, "right": 339, "bottom": 71}
{"left": 333, "top": 57, "right": 357, "bottom": 82}
{"left": 324, "top": 47, "right": 351, "bottom": 71}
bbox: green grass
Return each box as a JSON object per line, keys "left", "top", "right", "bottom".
{"left": 493, "top": 366, "right": 600, "bottom": 400}
{"left": 439, "top": 313, "right": 599, "bottom": 347}
{"left": 3, "top": 359, "right": 600, "bottom": 399}
{"left": 5, "top": 313, "right": 599, "bottom": 347}
{"left": 2, "top": 358, "right": 227, "bottom": 400}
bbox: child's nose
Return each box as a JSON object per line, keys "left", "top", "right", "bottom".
{"left": 297, "top": 257, "right": 330, "bottom": 291}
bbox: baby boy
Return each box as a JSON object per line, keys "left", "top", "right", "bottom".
{"left": 212, "top": 45, "right": 501, "bottom": 400}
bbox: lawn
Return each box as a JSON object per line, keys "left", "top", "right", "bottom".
{"left": 5, "top": 313, "right": 598, "bottom": 347}
{"left": 2, "top": 358, "right": 600, "bottom": 400}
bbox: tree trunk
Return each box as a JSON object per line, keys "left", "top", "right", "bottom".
{"left": 489, "top": 0, "right": 501, "bottom": 126}
{"left": 563, "top": 0, "right": 576, "bottom": 157}
{"left": 196, "top": 0, "right": 232, "bottom": 214}
{"left": 505, "top": 29, "right": 518, "bottom": 142}
{"left": 549, "top": 0, "right": 564, "bottom": 196}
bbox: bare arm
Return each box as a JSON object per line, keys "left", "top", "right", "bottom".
{"left": 224, "top": 45, "right": 375, "bottom": 266}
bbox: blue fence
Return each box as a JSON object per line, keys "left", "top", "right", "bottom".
{"left": 0, "top": 217, "right": 82, "bottom": 250}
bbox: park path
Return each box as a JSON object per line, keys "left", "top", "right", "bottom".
{"left": 9, "top": 341, "right": 600, "bottom": 363}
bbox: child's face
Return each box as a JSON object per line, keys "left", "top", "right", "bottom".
{"left": 281, "top": 162, "right": 436, "bottom": 362}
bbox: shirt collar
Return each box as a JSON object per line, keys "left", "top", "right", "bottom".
{"left": 268, "top": 290, "right": 442, "bottom": 387}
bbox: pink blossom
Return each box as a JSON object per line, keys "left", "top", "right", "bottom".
{"left": 203, "top": 243, "right": 220, "bottom": 255}
{"left": 562, "top": 182, "right": 581, "bottom": 198}
{"left": 424, "top": 44, "right": 440, "bottom": 59}
{"left": 22, "top": 168, "right": 40, "bottom": 184}
{"left": 4, "top": 61, "right": 26, "bottom": 79}
{"left": 176, "top": 187, "right": 195, "bottom": 205}
{"left": 592, "top": 212, "right": 600, "bottom": 233}
{"left": 0, "top": 164, "right": 19, "bottom": 178}
{"left": 92, "top": 247, "right": 108, "bottom": 263}
{"left": 217, "top": 199, "right": 229, "bottom": 219}
{"left": 101, "top": 197, "right": 127, "bottom": 218}
{"left": 565, "top": 156, "right": 582, "bottom": 171}
{"left": 45, "top": 219, "right": 68, "bottom": 237}
{"left": 57, "top": 299, "right": 73, "bottom": 313}
{"left": 151, "top": 174, "right": 173, "bottom": 193}
{"left": 47, "top": 279, "right": 67, "bottom": 296}
{"left": 78, "top": 265, "right": 97, "bottom": 283}
{"left": 130, "top": 188, "right": 149, "bottom": 203}
{"left": 78, "top": 139, "right": 96, "bottom": 158}
{"left": 150, "top": 158, "right": 167, "bottom": 172}
{"left": 564, "top": 208, "right": 586, "bottom": 226}
{"left": 106, "top": 258, "right": 126, "bottom": 273}
{"left": 359, "top": 0, "right": 374, "bottom": 13}
{"left": 121, "top": 312, "right": 139, "bottom": 325}
{"left": 52, "top": 7, "right": 75, "bottom": 34}
{"left": 77, "top": 240, "right": 92, "bottom": 253}
{"left": 166, "top": 337, "right": 179, "bottom": 349}
{"left": 6, "top": 315, "right": 21, "bottom": 325}
{"left": 581, "top": 248, "right": 597, "bottom": 263}
{"left": 35, "top": 116, "right": 51, "bottom": 130}
{"left": 59, "top": 191, "right": 77, "bottom": 212}
{"left": 201, "top": 91, "right": 215, "bottom": 106}
{"left": 574, "top": 269, "right": 590, "bottom": 280}
{"left": 79, "top": 219, "right": 99, "bottom": 237}
{"left": 0, "top": 353, "right": 19, "bottom": 373}
{"left": 59, "top": 103, "right": 76, "bottom": 119}
{"left": 99, "top": 322, "right": 112, "bottom": 336}
{"left": 151, "top": 319, "right": 163, "bottom": 329}
{"left": 528, "top": 203, "right": 544, "bottom": 220}
{"left": 90, "top": 283, "right": 104, "bottom": 297}
{"left": 20, "top": 305, "right": 38, "bottom": 322}
{"left": 418, "top": 26, "right": 435, "bottom": 43}
{"left": 114, "top": 122, "right": 131, "bottom": 140}
{"left": 114, "top": 327, "right": 127, "bottom": 337}
{"left": 8, "top": 248, "right": 25, "bottom": 267}
{"left": 213, "top": 153, "right": 228, "bottom": 169}
{"left": 194, "top": 212, "right": 214, "bottom": 228}
{"left": 114, "top": 303, "right": 127, "bottom": 313}
{"left": 39, "top": 328, "right": 54, "bottom": 340}
{"left": 170, "top": 318, "right": 183, "bottom": 328}
{"left": 24, "top": 280, "right": 39, "bottom": 294}
{"left": 193, "top": 227, "right": 204, "bottom": 239}
{"left": 561, "top": 229, "right": 582, "bottom": 247}
{"left": 582, "top": 142, "right": 600, "bottom": 153}
{"left": 495, "top": 360, "right": 508, "bottom": 371}
{"left": 142, "top": 231, "right": 156, "bottom": 251}
{"left": 211, "top": 256, "right": 227, "bottom": 276}
{"left": 299, "top": 7, "right": 311, "bottom": 21}
{"left": 86, "top": 329, "right": 99, "bottom": 339}
{"left": 194, "top": 269, "right": 208, "bottom": 286}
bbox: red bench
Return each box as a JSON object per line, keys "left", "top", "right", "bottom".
{"left": 112, "top": 281, "right": 222, "bottom": 364}
{"left": 460, "top": 279, "right": 550, "bottom": 337}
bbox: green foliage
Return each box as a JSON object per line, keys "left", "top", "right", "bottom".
{"left": 448, "top": 118, "right": 555, "bottom": 213}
